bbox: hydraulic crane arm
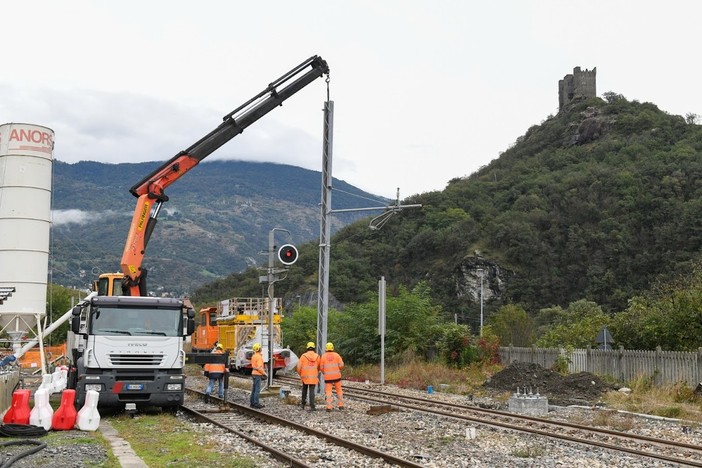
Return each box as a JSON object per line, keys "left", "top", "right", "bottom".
{"left": 120, "top": 55, "right": 329, "bottom": 296}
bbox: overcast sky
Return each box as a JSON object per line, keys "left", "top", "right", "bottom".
{"left": 1, "top": 1, "right": 699, "bottom": 199}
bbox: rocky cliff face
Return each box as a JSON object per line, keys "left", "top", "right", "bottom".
{"left": 454, "top": 256, "right": 512, "bottom": 304}
{"left": 567, "top": 106, "right": 615, "bottom": 146}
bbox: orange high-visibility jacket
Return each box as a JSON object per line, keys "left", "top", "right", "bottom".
{"left": 251, "top": 351, "right": 266, "bottom": 376}
{"left": 204, "top": 349, "right": 226, "bottom": 374}
{"left": 320, "top": 351, "right": 344, "bottom": 382}
{"left": 297, "top": 350, "right": 320, "bottom": 384}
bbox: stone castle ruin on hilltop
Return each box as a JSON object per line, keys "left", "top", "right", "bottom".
{"left": 559, "top": 67, "right": 596, "bottom": 110}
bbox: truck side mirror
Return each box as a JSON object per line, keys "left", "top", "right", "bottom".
{"left": 186, "top": 319, "right": 195, "bottom": 336}
{"left": 71, "top": 306, "right": 82, "bottom": 334}
{"left": 184, "top": 308, "right": 196, "bottom": 336}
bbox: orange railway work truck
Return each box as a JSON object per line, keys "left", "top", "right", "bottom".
{"left": 191, "top": 297, "right": 296, "bottom": 374}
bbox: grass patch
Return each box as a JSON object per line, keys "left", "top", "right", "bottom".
{"left": 348, "top": 358, "right": 702, "bottom": 424}
{"left": 601, "top": 379, "right": 702, "bottom": 423}
{"left": 654, "top": 406, "right": 683, "bottom": 418}
{"left": 345, "top": 353, "right": 501, "bottom": 396}
{"left": 590, "top": 410, "right": 635, "bottom": 431}
{"left": 511, "top": 444, "right": 545, "bottom": 458}
{"left": 110, "top": 412, "right": 259, "bottom": 467}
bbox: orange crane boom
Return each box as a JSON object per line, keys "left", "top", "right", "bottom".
{"left": 118, "top": 56, "right": 329, "bottom": 296}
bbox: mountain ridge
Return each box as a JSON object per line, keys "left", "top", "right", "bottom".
{"left": 50, "top": 159, "right": 386, "bottom": 295}
{"left": 190, "top": 95, "right": 702, "bottom": 330}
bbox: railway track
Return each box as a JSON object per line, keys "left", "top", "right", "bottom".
{"left": 276, "top": 376, "right": 702, "bottom": 466}
{"left": 181, "top": 387, "right": 424, "bottom": 467}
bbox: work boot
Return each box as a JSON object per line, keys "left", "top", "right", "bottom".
{"left": 310, "top": 405, "right": 316, "bottom": 411}
{"left": 204, "top": 395, "right": 210, "bottom": 404}
{"left": 301, "top": 405, "right": 305, "bottom": 410}
{"left": 338, "top": 406, "right": 344, "bottom": 410}
{"left": 326, "top": 408, "right": 332, "bottom": 412}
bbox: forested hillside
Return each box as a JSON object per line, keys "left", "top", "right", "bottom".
{"left": 193, "top": 94, "right": 702, "bottom": 334}
{"left": 50, "top": 160, "right": 382, "bottom": 295}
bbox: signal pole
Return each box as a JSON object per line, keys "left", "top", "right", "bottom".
{"left": 262, "top": 228, "right": 297, "bottom": 388}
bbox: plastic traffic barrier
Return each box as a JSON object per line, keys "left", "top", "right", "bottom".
{"left": 75, "top": 390, "right": 100, "bottom": 431}
{"left": 29, "top": 388, "right": 53, "bottom": 430}
{"left": 3, "top": 389, "right": 31, "bottom": 424}
{"left": 51, "top": 389, "right": 77, "bottom": 430}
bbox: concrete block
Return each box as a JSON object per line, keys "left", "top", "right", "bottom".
{"left": 508, "top": 393, "right": 548, "bottom": 416}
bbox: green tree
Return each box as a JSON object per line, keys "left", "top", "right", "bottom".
{"left": 435, "top": 323, "right": 475, "bottom": 367}
{"left": 488, "top": 304, "right": 534, "bottom": 346}
{"left": 44, "top": 284, "right": 84, "bottom": 345}
{"left": 535, "top": 300, "right": 610, "bottom": 348}
{"left": 610, "top": 265, "right": 702, "bottom": 350}
{"left": 331, "top": 282, "right": 442, "bottom": 365}
{"left": 280, "top": 306, "right": 319, "bottom": 357}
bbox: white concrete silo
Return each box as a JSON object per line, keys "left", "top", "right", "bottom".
{"left": 0, "top": 123, "right": 54, "bottom": 345}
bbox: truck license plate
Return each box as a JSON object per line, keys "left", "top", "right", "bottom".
{"left": 126, "top": 384, "right": 144, "bottom": 390}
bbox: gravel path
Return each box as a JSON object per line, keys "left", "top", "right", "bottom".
{"left": 3, "top": 374, "right": 701, "bottom": 467}
{"left": 191, "top": 375, "right": 702, "bottom": 467}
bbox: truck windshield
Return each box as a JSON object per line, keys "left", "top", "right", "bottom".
{"left": 90, "top": 307, "right": 181, "bottom": 337}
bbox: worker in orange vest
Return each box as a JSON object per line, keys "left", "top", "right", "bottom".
{"left": 320, "top": 342, "right": 344, "bottom": 412}
{"left": 204, "top": 343, "right": 226, "bottom": 400}
{"left": 250, "top": 343, "right": 266, "bottom": 409}
{"left": 296, "top": 342, "right": 320, "bottom": 411}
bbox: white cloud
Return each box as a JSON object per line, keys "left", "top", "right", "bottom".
{"left": 1, "top": 1, "right": 700, "bottom": 199}
{"left": 52, "top": 209, "right": 123, "bottom": 226}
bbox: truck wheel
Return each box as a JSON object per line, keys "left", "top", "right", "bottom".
{"left": 73, "top": 358, "right": 86, "bottom": 408}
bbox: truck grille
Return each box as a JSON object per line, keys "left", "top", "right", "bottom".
{"left": 108, "top": 354, "right": 164, "bottom": 366}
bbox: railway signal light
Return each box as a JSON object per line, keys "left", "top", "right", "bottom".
{"left": 277, "top": 244, "right": 298, "bottom": 265}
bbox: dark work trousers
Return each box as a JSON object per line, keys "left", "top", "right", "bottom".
{"left": 250, "top": 375, "right": 262, "bottom": 407}
{"left": 301, "top": 383, "right": 316, "bottom": 408}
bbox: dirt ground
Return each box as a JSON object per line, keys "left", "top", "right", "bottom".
{"left": 484, "top": 361, "right": 614, "bottom": 406}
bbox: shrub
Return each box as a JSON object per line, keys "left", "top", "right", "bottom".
{"left": 670, "top": 382, "right": 698, "bottom": 403}
{"left": 629, "top": 373, "right": 654, "bottom": 392}
{"left": 476, "top": 329, "right": 501, "bottom": 365}
{"left": 551, "top": 346, "right": 573, "bottom": 375}
{"left": 655, "top": 406, "right": 683, "bottom": 418}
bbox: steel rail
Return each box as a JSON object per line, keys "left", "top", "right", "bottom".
{"left": 339, "top": 383, "right": 702, "bottom": 452}
{"left": 183, "top": 387, "right": 424, "bottom": 467}
{"left": 179, "top": 403, "right": 311, "bottom": 467}
{"left": 319, "top": 381, "right": 702, "bottom": 467}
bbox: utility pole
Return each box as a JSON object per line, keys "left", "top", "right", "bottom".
{"left": 317, "top": 99, "right": 334, "bottom": 365}
{"left": 477, "top": 268, "right": 485, "bottom": 336}
{"left": 379, "top": 276, "right": 386, "bottom": 384}
{"left": 316, "top": 91, "right": 421, "bottom": 386}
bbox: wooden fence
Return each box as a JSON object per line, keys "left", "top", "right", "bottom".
{"left": 499, "top": 346, "right": 702, "bottom": 387}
